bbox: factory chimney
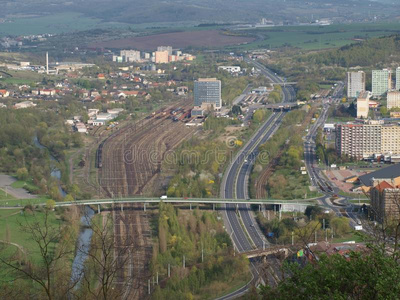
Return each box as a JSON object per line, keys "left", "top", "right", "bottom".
{"left": 46, "top": 52, "right": 49, "bottom": 75}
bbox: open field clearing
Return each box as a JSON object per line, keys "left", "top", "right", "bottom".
{"left": 233, "top": 22, "right": 400, "bottom": 50}
{"left": 89, "top": 30, "right": 255, "bottom": 50}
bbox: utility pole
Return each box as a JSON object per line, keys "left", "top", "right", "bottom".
{"left": 315, "top": 230, "right": 317, "bottom": 243}
{"left": 168, "top": 264, "right": 171, "bottom": 278}
{"left": 291, "top": 231, "right": 294, "bottom": 246}
{"left": 183, "top": 255, "right": 185, "bottom": 269}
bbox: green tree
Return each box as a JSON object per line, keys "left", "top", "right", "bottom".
{"left": 16, "top": 168, "right": 29, "bottom": 181}
{"left": 259, "top": 248, "right": 400, "bottom": 300}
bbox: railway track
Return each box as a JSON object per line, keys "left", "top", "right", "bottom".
{"left": 99, "top": 104, "right": 195, "bottom": 197}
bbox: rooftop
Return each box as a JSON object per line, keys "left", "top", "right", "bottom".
{"left": 359, "top": 164, "right": 400, "bottom": 186}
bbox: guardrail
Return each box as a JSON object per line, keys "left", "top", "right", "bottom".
{"left": 46, "top": 197, "right": 318, "bottom": 208}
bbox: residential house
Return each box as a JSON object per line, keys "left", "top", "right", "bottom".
{"left": 14, "top": 101, "right": 37, "bottom": 109}
{"left": 0, "top": 89, "right": 10, "bottom": 97}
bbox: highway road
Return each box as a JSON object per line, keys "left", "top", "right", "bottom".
{"left": 219, "top": 58, "right": 296, "bottom": 299}
{"left": 303, "top": 82, "right": 360, "bottom": 227}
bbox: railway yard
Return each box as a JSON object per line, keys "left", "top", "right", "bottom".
{"left": 113, "top": 203, "right": 153, "bottom": 299}
{"left": 97, "top": 100, "right": 196, "bottom": 197}
{"left": 93, "top": 100, "right": 197, "bottom": 299}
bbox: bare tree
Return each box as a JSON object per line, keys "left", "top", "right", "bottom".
{"left": 73, "top": 210, "right": 139, "bottom": 300}
{"left": 0, "top": 207, "right": 79, "bottom": 300}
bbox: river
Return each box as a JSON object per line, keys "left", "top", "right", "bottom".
{"left": 33, "top": 136, "right": 94, "bottom": 288}
{"left": 33, "top": 136, "right": 67, "bottom": 197}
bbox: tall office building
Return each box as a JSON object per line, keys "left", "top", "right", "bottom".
{"left": 356, "top": 91, "right": 371, "bottom": 119}
{"left": 194, "top": 78, "right": 222, "bottom": 109}
{"left": 396, "top": 67, "right": 400, "bottom": 91}
{"left": 387, "top": 91, "right": 400, "bottom": 109}
{"left": 372, "top": 69, "right": 392, "bottom": 97}
{"left": 347, "top": 71, "right": 366, "bottom": 98}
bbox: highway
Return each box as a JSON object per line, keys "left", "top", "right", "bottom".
{"left": 303, "top": 82, "right": 360, "bottom": 227}
{"left": 219, "top": 57, "right": 296, "bottom": 299}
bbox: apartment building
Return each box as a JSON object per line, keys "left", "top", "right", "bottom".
{"left": 336, "top": 122, "right": 383, "bottom": 159}
{"left": 194, "top": 78, "right": 222, "bottom": 109}
{"left": 157, "top": 46, "right": 172, "bottom": 55}
{"left": 397, "top": 67, "right": 400, "bottom": 91}
{"left": 356, "top": 91, "right": 371, "bottom": 119}
{"left": 382, "top": 125, "right": 400, "bottom": 154}
{"left": 370, "top": 180, "right": 400, "bottom": 223}
{"left": 155, "top": 51, "right": 169, "bottom": 64}
{"left": 372, "top": 69, "right": 392, "bottom": 97}
{"left": 120, "top": 50, "right": 141, "bottom": 62}
{"left": 347, "top": 71, "right": 366, "bottom": 98}
{"left": 387, "top": 91, "right": 400, "bottom": 109}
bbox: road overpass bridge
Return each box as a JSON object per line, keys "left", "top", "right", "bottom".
{"left": 264, "top": 102, "right": 299, "bottom": 111}
{"left": 47, "top": 197, "right": 318, "bottom": 213}
{"left": 244, "top": 246, "right": 294, "bottom": 259}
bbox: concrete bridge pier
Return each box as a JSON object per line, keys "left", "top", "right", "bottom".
{"left": 144, "top": 203, "right": 146, "bottom": 212}
{"left": 98, "top": 204, "right": 101, "bottom": 214}
{"left": 190, "top": 203, "right": 192, "bottom": 210}
{"left": 236, "top": 204, "right": 239, "bottom": 213}
{"left": 213, "top": 204, "right": 215, "bottom": 211}
{"left": 121, "top": 204, "right": 123, "bottom": 211}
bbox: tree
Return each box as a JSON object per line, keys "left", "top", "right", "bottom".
{"left": 231, "top": 105, "right": 242, "bottom": 116}
{"left": 0, "top": 209, "right": 77, "bottom": 300}
{"left": 77, "top": 211, "right": 138, "bottom": 300}
{"left": 64, "top": 194, "right": 74, "bottom": 202}
{"left": 16, "top": 167, "right": 29, "bottom": 181}
{"left": 46, "top": 199, "right": 56, "bottom": 210}
{"left": 259, "top": 248, "right": 400, "bottom": 300}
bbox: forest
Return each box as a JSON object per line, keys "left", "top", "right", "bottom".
{"left": 0, "top": 108, "right": 82, "bottom": 198}
{"left": 150, "top": 202, "right": 250, "bottom": 299}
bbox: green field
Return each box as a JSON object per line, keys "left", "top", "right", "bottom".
{"left": 0, "top": 209, "right": 59, "bottom": 261}
{"left": 0, "top": 189, "right": 15, "bottom": 201}
{"left": 0, "top": 12, "right": 128, "bottom": 36}
{"left": 231, "top": 22, "right": 400, "bottom": 51}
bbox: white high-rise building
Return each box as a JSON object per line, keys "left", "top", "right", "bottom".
{"left": 157, "top": 46, "right": 173, "bottom": 55}
{"left": 347, "top": 71, "right": 365, "bottom": 98}
{"left": 357, "top": 91, "right": 371, "bottom": 119}
{"left": 396, "top": 67, "right": 400, "bottom": 91}
{"left": 372, "top": 69, "right": 392, "bottom": 97}
{"left": 387, "top": 91, "right": 400, "bottom": 109}
{"left": 120, "top": 50, "right": 141, "bottom": 62}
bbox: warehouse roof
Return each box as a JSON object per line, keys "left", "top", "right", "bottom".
{"left": 359, "top": 164, "right": 400, "bottom": 186}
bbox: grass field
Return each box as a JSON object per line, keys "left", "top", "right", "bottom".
{"left": 0, "top": 12, "right": 128, "bottom": 36}
{"left": 231, "top": 22, "right": 400, "bottom": 51}
{"left": 0, "top": 209, "right": 60, "bottom": 261}
{"left": 0, "top": 189, "right": 16, "bottom": 201}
